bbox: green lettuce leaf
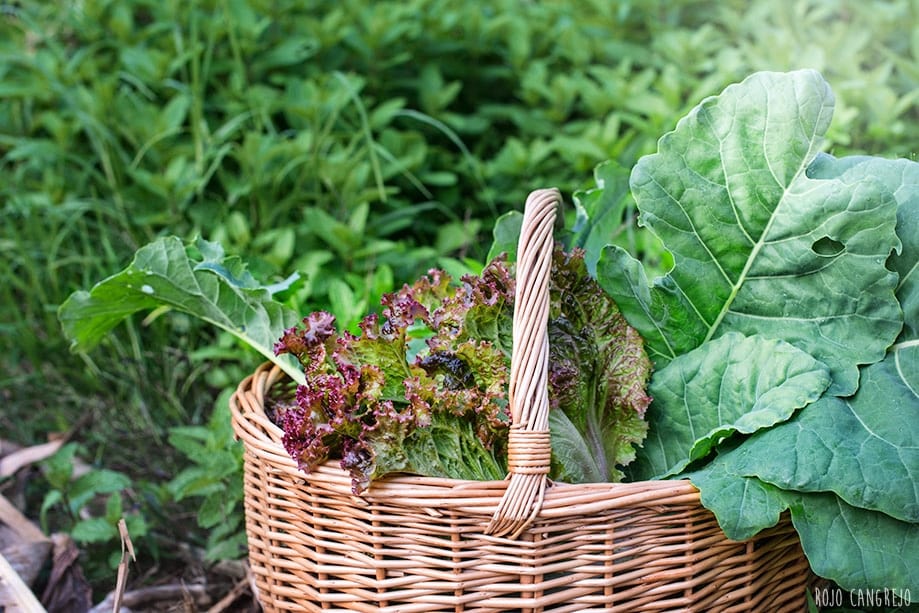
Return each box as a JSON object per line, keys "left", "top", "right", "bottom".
{"left": 404, "top": 413, "right": 507, "bottom": 483}
{"left": 58, "top": 236, "right": 305, "bottom": 384}
{"left": 546, "top": 248, "right": 651, "bottom": 483}
{"left": 632, "top": 332, "right": 831, "bottom": 479}
{"left": 598, "top": 69, "right": 902, "bottom": 395}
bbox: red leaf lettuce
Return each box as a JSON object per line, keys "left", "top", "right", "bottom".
{"left": 275, "top": 249, "right": 650, "bottom": 493}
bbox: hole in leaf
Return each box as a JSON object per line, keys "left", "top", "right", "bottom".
{"left": 811, "top": 236, "right": 845, "bottom": 256}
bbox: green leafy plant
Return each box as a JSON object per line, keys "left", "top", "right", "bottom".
{"left": 584, "top": 69, "right": 917, "bottom": 592}
{"left": 39, "top": 443, "right": 148, "bottom": 571}
{"left": 273, "top": 248, "right": 650, "bottom": 492}
{"left": 166, "top": 389, "right": 246, "bottom": 562}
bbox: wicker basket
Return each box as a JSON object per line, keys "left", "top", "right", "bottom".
{"left": 230, "top": 190, "right": 814, "bottom": 612}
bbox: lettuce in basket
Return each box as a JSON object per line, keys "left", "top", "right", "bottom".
{"left": 274, "top": 248, "right": 651, "bottom": 493}
{"left": 58, "top": 232, "right": 650, "bottom": 493}
{"left": 546, "top": 249, "right": 651, "bottom": 483}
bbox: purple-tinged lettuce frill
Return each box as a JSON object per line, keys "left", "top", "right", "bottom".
{"left": 274, "top": 247, "right": 650, "bottom": 492}
{"left": 545, "top": 247, "right": 652, "bottom": 483}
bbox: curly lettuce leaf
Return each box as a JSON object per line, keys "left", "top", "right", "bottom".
{"left": 59, "top": 236, "right": 305, "bottom": 384}
{"left": 546, "top": 248, "right": 651, "bottom": 483}
{"left": 279, "top": 248, "right": 651, "bottom": 491}
{"left": 276, "top": 262, "right": 515, "bottom": 493}
{"left": 403, "top": 374, "right": 508, "bottom": 482}
{"left": 429, "top": 256, "right": 516, "bottom": 356}
{"left": 597, "top": 70, "right": 902, "bottom": 396}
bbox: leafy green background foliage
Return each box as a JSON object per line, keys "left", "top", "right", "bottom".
{"left": 4, "top": 0, "right": 919, "bottom": 597}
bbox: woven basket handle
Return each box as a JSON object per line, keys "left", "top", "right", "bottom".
{"left": 486, "top": 188, "right": 559, "bottom": 538}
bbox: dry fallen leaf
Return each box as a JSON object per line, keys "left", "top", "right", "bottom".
{"left": 113, "top": 518, "right": 135, "bottom": 613}
{"left": 40, "top": 533, "right": 93, "bottom": 613}
{"left": 0, "top": 494, "right": 52, "bottom": 589}
{"left": 0, "top": 439, "right": 65, "bottom": 478}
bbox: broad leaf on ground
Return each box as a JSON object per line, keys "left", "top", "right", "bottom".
{"left": 598, "top": 69, "right": 901, "bottom": 395}
{"left": 58, "top": 236, "right": 305, "bottom": 384}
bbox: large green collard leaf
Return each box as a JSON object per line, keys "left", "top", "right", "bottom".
{"left": 59, "top": 237, "right": 305, "bottom": 384}
{"left": 786, "top": 492, "right": 919, "bottom": 592}
{"left": 685, "top": 451, "right": 792, "bottom": 541}
{"left": 721, "top": 355, "right": 919, "bottom": 523}
{"left": 807, "top": 153, "right": 919, "bottom": 345}
{"left": 632, "top": 332, "right": 831, "bottom": 479}
{"left": 699, "top": 153, "right": 919, "bottom": 523}
{"left": 598, "top": 70, "right": 901, "bottom": 395}
{"left": 688, "top": 457, "right": 919, "bottom": 591}
{"left": 687, "top": 158, "right": 919, "bottom": 590}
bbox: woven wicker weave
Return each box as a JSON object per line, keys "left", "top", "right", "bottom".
{"left": 230, "top": 190, "right": 814, "bottom": 612}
